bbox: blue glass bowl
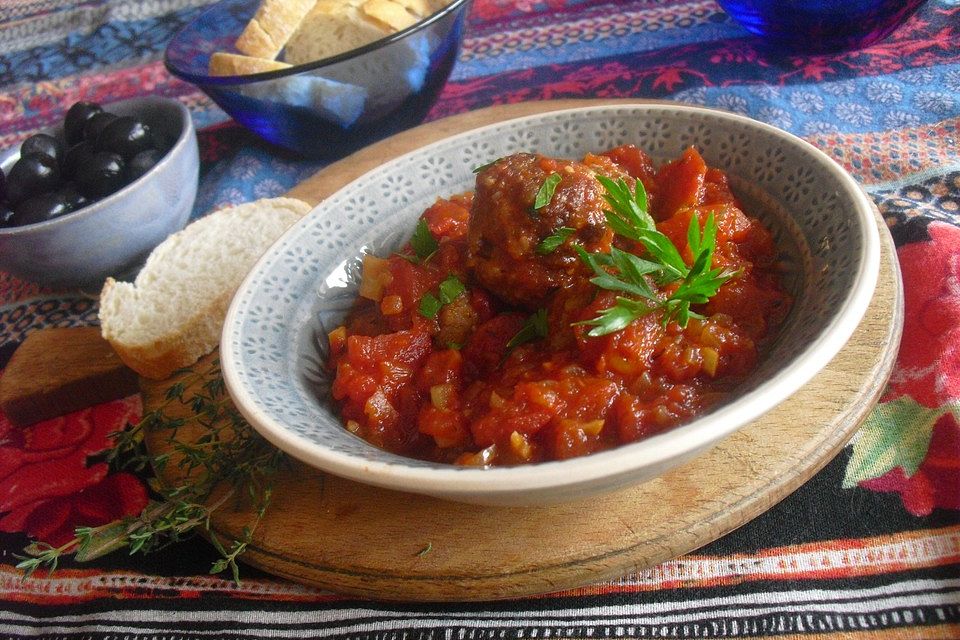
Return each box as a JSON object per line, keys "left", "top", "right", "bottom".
{"left": 165, "top": 0, "right": 470, "bottom": 158}
{"left": 718, "top": 0, "right": 927, "bottom": 53}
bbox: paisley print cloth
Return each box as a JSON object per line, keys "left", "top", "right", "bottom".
{"left": 0, "top": 0, "right": 958, "bottom": 637}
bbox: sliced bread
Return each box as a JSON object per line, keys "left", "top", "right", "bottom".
{"left": 282, "top": 0, "right": 449, "bottom": 66}
{"left": 99, "top": 197, "right": 312, "bottom": 380}
{"left": 234, "top": 0, "right": 317, "bottom": 60}
{"left": 283, "top": 0, "right": 390, "bottom": 66}
{"left": 208, "top": 51, "right": 293, "bottom": 76}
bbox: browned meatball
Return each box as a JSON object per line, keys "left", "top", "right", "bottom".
{"left": 467, "top": 153, "right": 624, "bottom": 309}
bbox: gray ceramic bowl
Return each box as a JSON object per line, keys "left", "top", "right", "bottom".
{"left": 0, "top": 96, "right": 199, "bottom": 289}
{"left": 222, "top": 104, "right": 880, "bottom": 506}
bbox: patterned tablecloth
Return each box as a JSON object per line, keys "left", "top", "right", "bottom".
{"left": 1, "top": 0, "right": 959, "bottom": 638}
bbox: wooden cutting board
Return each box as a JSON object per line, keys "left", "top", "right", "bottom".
{"left": 141, "top": 100, "right": 904, "bottom": 602}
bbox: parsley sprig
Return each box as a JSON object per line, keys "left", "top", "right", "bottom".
{"left": 419, "top": 275, "right": 467, "bottom": 318}
{"left": 534, "top": 173, "right": 562, "bottom": 210}
{"left": 576, "top": 178, "right": 738, "bottom": 336}
{"left": 506, "top": 308, "right": 549, "bottom": 350}
{"left": 409, "top": 219, "right": 439, "bottom": 263}
{"left": 537, "top": 226, "right": 574, "bottom": 255}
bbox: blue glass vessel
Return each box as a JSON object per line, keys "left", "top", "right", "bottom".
{"left": 718, "top": 0, "right": 927, "bottom": 52}
{"left": 166, "top": 0, "right": 470, "bottom": 158}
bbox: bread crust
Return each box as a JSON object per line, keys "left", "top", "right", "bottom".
{"left": 101, "top": 286, "right": 234, "bottom": 380}
{"left": 209, "top": 52, "right": 292, "bottom": 76}
{"left": 362, "top": 0, "right": 418, "bottom": 31}
{"left": 99, "top": 197, "right": 312, "bottom": 381}
{"left": 235, "top": 0, "right": 317, "bottom": 59}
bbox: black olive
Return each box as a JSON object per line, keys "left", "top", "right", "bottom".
{"left": 0, "top": 168, "right": 6, "bottom": 204}
{"left": 97, "top": 116, "right": 154, "bottom": 160}
{"left": 83, "top": 111, "right": 118, "bottom": 146}
{"left": 11, "top": 191, "right": 74, "bottom": 225}
{"left": 6, "top": 154, "right": 60, "bottom": 206}
{"left": 62, "top": 141, "right": 95, "bottom": 181}
{"left": 20, "top": 133, "right": 62, "bottom": 165}
{"left": 59, "top": 183, "right": 88, "bottom": 211}
{"left": 126, "top": 148, "right": 164, "bottom": 182}
{"left": 75, "top": 151, "right": 125, "bottom": 198}
{"left": 0, "top": 204, "right": 14, "bottom": 227}
{"left": 64, "top": 102, "right": 102, "bottom": 147}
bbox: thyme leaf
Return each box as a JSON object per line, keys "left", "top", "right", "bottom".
{"left": 16, "top": 358, "right": 285, "bottom": 584}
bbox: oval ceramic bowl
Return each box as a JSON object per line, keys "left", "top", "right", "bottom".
{"left": 222, "top": 104, "right": 880, "bottom": 506}
{"left": 0, "top": 96, "right": 199, "bottom": 288}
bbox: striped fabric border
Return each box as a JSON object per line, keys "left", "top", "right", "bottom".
{"left": 6, "top": 525, "right": 958, "bottom": 604}
{"left": 0, "top": 576, "right": 957, "bottom": 638}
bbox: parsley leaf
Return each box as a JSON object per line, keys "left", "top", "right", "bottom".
{"left": 438, "top": 275, "right": 466, "bottom": 304}
{"left": 575, "top": 297, "right": 653, "bottom": 337}
{"left": 534, "top": 173, "right": 562, "bottom": 210}
{"left": 419, "top": 293, "right": 442, "bottom": 318}
{"left": 597, "top": 176, "right": 686, "bottom": 281}
{"left": 536, "top": 226, "right": 575, "bottom": 254}
{"left": 410, "top": 219, "right": 439, "bottom": 262}
{"left": 419, "top": 275, "right": 467, "bottom": 319}
{"left": 506, "top": 308, "right": 549, "bottom": 350}
{"left": 472, "top": 158, "right": 502, "bottom": 174}
{"left": 576, "top": 187, "right": 737, "bottom": 336}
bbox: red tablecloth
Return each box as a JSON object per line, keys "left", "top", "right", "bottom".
{"left": 0, "top": 0, "right": 958, "bottom": 637}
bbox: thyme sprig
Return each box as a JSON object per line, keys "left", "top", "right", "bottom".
{"left": 576, "top": 178, "right": 738, "bottom": 336}
{"left": 15, "top": 358, "right": 285, "bottom": 583}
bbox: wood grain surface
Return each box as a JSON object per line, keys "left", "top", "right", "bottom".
{"left": 142, "top": 100, "right": 904, "bottom": 602}
{"left": 0, "top": 327, "right": 139, "bottom": 426}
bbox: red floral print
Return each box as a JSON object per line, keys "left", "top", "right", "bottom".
{"left": 0, "top": 396, "right": 148, "bottom": 547}
{"left": 885, "top": 222, "right": 960, "bottom": 407}
{"left": 860, "top": 412, "right": 960, "bottom": 517}
{"left": 850, "top": 222, "right": 960, "bottom": 515}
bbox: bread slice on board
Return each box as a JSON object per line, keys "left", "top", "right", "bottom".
{"left": 209, "top": 52, "right": 293, "bottom": 76}
{"left": 99, "top": 197, "right": 312, "bottom": 380}
{"left": 235, "top": 0, "right": 317, "bottom": 59}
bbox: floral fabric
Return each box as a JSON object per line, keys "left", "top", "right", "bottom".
{"left": 0, "top": 0, "right": 958, "bottom": 638}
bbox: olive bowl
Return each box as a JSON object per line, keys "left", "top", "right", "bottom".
{"left": 0, "top": 96, "right": 199, "bottom": 289}
{"left": 221, "top": 104, "right": 880, "bottom": 506}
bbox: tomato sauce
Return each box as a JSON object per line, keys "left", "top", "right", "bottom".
{"left": 327, "top": 145, "right": 791, "bottom": 466}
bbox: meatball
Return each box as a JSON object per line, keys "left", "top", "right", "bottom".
{"left": 467, "top": 153, "right": 625, "bottom": 308}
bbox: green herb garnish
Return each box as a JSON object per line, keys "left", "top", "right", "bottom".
{"left": 536, "top": 226, "right": 575, "bottom": 255}
{"left": 506, "top": 308, "right": 549, "bottom": 350}
{"left": 533, "top": 173, "right": 562, "bottom": 210}
{"left": 419, "top": 293, "right": 442, "bottom": 318}
{"left": 438, "top": 275, "right": 466, "bottom": 304}
{"left": 410, "top": 219, "right": 439, "bottom": 262}
{"left": 472, "top": 158, "right": 502, "bottom": 174}
{"left": 596, "top": 176, "right": 686, "bottom": 282}
{"left": 575, "top": 179, "right": 737, "bottom": 336}
{"left": 419, "top": 275, "right": 466, "bottom": 319}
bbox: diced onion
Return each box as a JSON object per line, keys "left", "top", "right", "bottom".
{"left": 430, "top": 384, "right": 455, "bottom": 411}
{"left": 510, "top": 431, "right": 533, "bottom": 461}
{"left": 702, "top": 347, "right": 719, "bottom": 377}
{"left": 359, "top": 254, "right": 393, "bottom": 301}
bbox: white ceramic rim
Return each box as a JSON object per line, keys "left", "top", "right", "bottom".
{"left": 222, "top": 104, "right": 881, "bottom": 499}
